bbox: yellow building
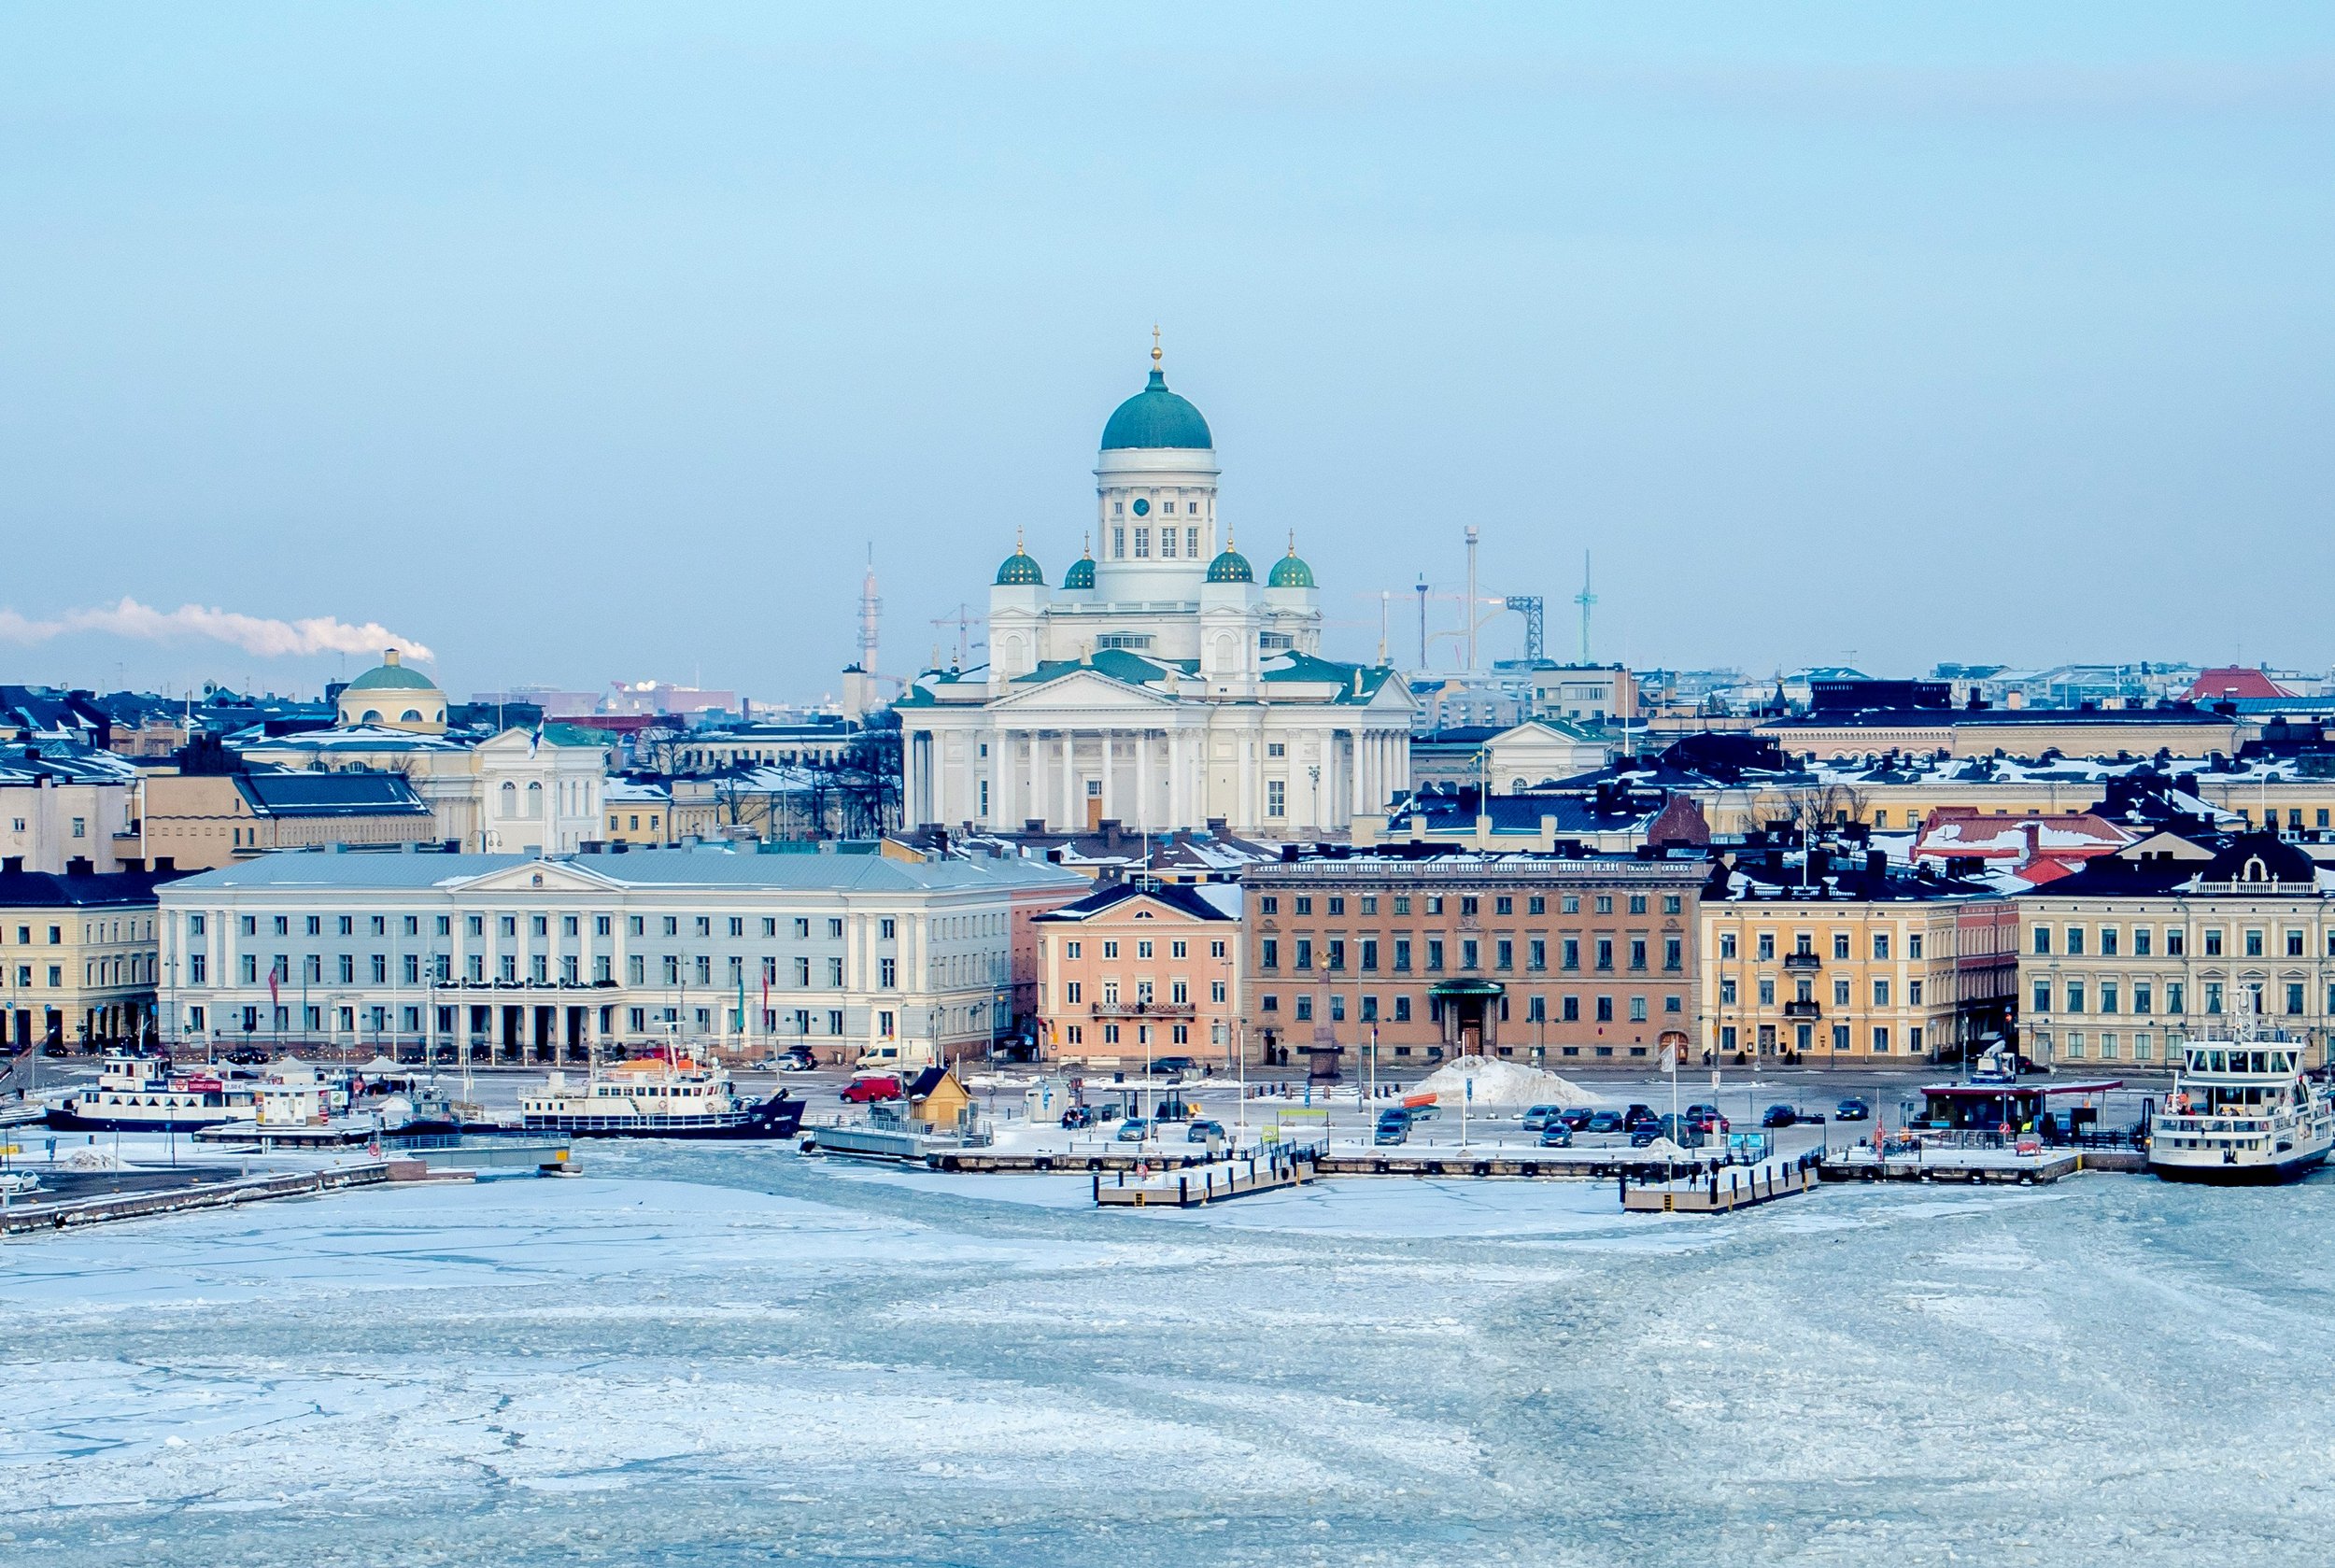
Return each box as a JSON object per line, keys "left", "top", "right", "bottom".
{"left": 333, "top": 648, "right": 448, "bottom": 735}
{"left": 601, "top": 782, "right": 673, "bottom": 845}
{"left": 1753, "top": 708, "right": 2245, "bottom": 764}
{"left": 1701, "top": 849, "right": 2016, "bottom": 1066}
{"left": 0, "top": 867, "right": 177, "bottom": 1051}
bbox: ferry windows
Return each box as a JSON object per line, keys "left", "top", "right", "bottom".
{"left": 2133, "top": 927, "right": 2152, "bottom": 957}
{"left": 2032, "top": 926, "right": 2050, "bottom": 955}
{"left": 2063, "top": 926, "right": 2083, "bottom": 956}
{"left": 2202, "top": 928, "right": 2223, "bottom": 956}
{"left": 2098, "top": 927, "right": 2117, "bottom": 956}
{"left": 2165, "top": 927, "right": 2185, "bottom": 956}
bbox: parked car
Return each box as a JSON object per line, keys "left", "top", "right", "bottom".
{"left": 1622, "top": 1103, "right": 1660, "bottom": 1132}
{"left": 1684, "top": 1102, "right": 1729, "bottom": 1133}
{"left": 1521, "top": 1104, "right": 1562, "bottom": 1132}
{"left": 1185, "top": 1119, "right": 1227, "bottom": 1144}
{"left": 1585, "top": 1110, "right": 1624, "bottom": 1134}
{"left": 1150, "top": 1056, "right": 1198, "bottom": 1080}
{"left": 1761, "top": 1103, "right": 1798, "bottom": 1128}
{"left": 1536, "top": 1123, "right": 1574, "bottom": 1149}
{"left": 1657, "top": 1115, "right": 1708, "bottom": 1149}
{"left": 1060, "top": 1105, "right": 1095, "bottom": 1130}
{"left": 772, "top": 1046, "right": 818, "bottom": 1073}
{"left": 1373, "top": 1110, "right": 1410, "bottom": 1147}
{"left": 1558, "top": 1108, "right": 1595, "bottom": 1131}
{"left": 223, "top": 1047, "right": 270, "bottom": 1067}
{"left": 1835, "top": 1097, "right": 1871, "bottom": 1121}
{"left": 1628, "top": 1127, "right": 1663, "bottom": 1148}
{"left": 840, "top": 1075, "right": 903, "bottom": 1104}
{"left": 1115, "top": 1118, "right": 1152, "bottom": 1143}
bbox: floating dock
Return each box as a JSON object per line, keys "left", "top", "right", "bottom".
{"left": 1094, "top": 1147, "right": 1319, "bottom": 1208}
{"left": 1622, "top": 1155, "right": 1822, "bottom": 1213}
{"left": 0, "top": 1161, "right": 393, "bottom": 1235}
{"left": 1820, "top": 1145, "right": 2143, "bottom": 1184}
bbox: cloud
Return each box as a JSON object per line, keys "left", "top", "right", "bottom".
{"left": 0, "top": 598, "right": 435, "bottom": 664}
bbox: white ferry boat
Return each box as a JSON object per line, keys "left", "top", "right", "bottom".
{"left": 2149, "top": 1008, "right": 2335, "bottom": 1185}
{"left": 517, "top": 1054, "right": 804, "bottom": 1139}
{"left": 45, "top": 1051, "right": 247, "bottom": 1134}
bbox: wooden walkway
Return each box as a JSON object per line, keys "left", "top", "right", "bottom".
{"left": 1094, "top": 1147, "right": 1320, "bottom": 1208}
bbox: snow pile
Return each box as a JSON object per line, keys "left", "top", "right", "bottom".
{"left": 57, "top": 1144, "right": 126, "bottom": 1172}
{"left": 1411, "top": 1056, "right": 1606, "bottom": 1109}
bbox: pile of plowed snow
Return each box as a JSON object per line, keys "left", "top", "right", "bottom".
{"left": 1411, "top": 1055, "right": 1608, "bottom": 1109}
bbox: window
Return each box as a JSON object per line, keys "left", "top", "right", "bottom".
{"left": 1260, "top": 939, "right": 1279, "bottom": 971}
{"left": 2290, "top": 930, "right": 2307, "bottom": 958}
{"left": 1758, "top": 979, "right": 1775, "bottom": 1006}
{"left": 1663, "top": 938, "right": 1682, "bottom": 971}
{"left": 1594, "top": 895, "right": 1613, "bottom": 915}
{"left": 1594, "top": 939, "right": 1613, "bottom": 972}
{"left": 1461, "top": 939, "right": 1479, "bottom": 970}
{"left": 2133, "top": 927, "right": 2151, "bottom": 957}
{"left": 1628, "top": 997, "right": 1647, "bottom": 1023}
{"left": 1266, "top": 780, "right": 1285, "bottom": 818}
{"left": 1872, "top": 934, "right": 1890, "bottom": 961}
{"left": 2168, "top": 982, "right": 2185, "bottom": 1013}
{"left": 1528, "top": 939, "right": 1546, "bottom": 971}
{"left": 2133, "top": 982, "right": 2153, "bottom": 1014}
{"left": 1295, "top": 939, "right": 1313, "bottom": 971}
{"left": 2099, "top": 982, "right": 2117, "bottom": 1014}
{"left": 2167, "top": 927, "right": 2185, "bottom": 956}
{"left": 1259, "top": 897, "right": 1278, "bottom": 915}
{"left": 1393, "top": 996, "right": 1411, "bottom": 1023}
{"left": 1267, "top": 743, "right": 1288, "bottom": 760}
{"left": 1561, "top": 895, "right": 1579, "bottom": 914}
{"left": 1393, "top": 938, "right": 1412, "bottom": 972}
{"left": 2203, "top": 928, "right": 2223, "bottom": 957}
{"left": 828, "top": 957, "right": 845, "bottom": 986}
{"left": 1719, "top": 933, "right": 1736, "bottom": 960}
{"left": 1595, "top": 996, "right": 1613, "bottom": 1023}
{"left": 1326, "top": 939, "right": 1345, "bottom": 971}
{"left": 1756, "top": 933, "right": 1774, "bottom": 962}
{"left": 2287, "top": 982, "right": 2306, "bottom": 1016}
{"left": 1720, "top": 978, "right": 1737, "bottom": 1006}
{"left": 1663, "top": 895, "right": 1682, "bottom": 915}
{"left": 1872, "top": 1027, "right": 1890, "bottom": 1053}
{"left": 1065, "top": 940, "right": 1082, "bottom": 959}
{"left": 1361, "top": 939, "right": 1380, "bottom": 971}
{"left": 1833, "top": 1024, "right": 1850, "bottom": 1051}
{"left": 1295, "top": 897, "right": 1312, "bottom": 915}
{"left": 1494, "top": 896, "right": 1513, "bottom": 916}
{"left": 1426, "top": 939, "right": 1445, "bottom": 971}
{"left": 1628, "top": 939, "right": 1647, "bottom": 972}
{"left": 1628, "top": 894, "right": 1647, "bottom": 915}
{"left": 2065, "top": 981, "right": 2086, "bottom": 1014}
{"left": 2245, "top": 929, "right": 2265, "bottom": 958}
{"left": 1872, "top": 979, "right": 1890, "bottom": 1008}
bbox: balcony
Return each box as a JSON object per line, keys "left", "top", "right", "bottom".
{"left": 1090, "top": 1000, "right": 1195, "bottom": 1020}
{"left": 1782, "top": 952, "right": 1823, "bottom": 971}
{"left": 1782, "top": 1000, "right": 1822, "bottom": 1019}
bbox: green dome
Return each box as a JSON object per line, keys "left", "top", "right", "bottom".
{"left": 1063, "top": 554, "right": 1096, "bottom": 590}
{"left": 1101, "top": 368, "right": 1212, "bottom": 451}
{"left": 1267, "top": 550, "right": 1315, "bottom": 589}
{"left": 995, "top": 548, "right": 1046, "bottom": 587}
{"left": 345, "top": 650, "right": 436, "bottom": 691}
{"left": 1205, "top": 547, "right": 1253, "bottom": 585}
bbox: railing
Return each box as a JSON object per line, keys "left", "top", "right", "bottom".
{"left": 1782, "top": 953, "right": 1822, "bottom": 971}
{"left": 1782, "top": 1000, "right": 1821, "bottom": 1019}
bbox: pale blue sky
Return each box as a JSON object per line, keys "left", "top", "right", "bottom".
{"left": 3, "top": 4, "right": 2330, "bottom": 700}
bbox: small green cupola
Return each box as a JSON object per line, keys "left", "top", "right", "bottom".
{"left": 1267, "top": 533, "right": 1314, "bottom": 589}
{"left": 1205, "top": 533, "right": 1253, "bottom": 585}
{"left": 995, "top": 530, "right": 1046, "bottom": 587}
{"left": 1063, "top": 539, "right": 1096, "bottom": 591}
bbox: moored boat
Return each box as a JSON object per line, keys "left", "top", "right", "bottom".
{"left": 2149, "top": 1005, "right": 2333, "bottom": 1185}
{"left": 518, "top": 1054, "right": 803, "bottom": 1139}
{"left": 44, "top": 1051, "right": 247, "bottom": 1134}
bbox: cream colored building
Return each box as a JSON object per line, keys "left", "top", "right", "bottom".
{"left": 333, "top": 648, "right": 448, "bottom": 734}
{"left": 0, "top": 868, "right": 175, "bottom": 1050}
{"left": 0, "top": 746, "right": 139, "bottom": 873}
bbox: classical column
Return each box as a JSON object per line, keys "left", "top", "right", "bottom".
{"left": 1237, "top": 733, "right": 1255, "bottom": 831}
{"left": 1101, "top": 729, "right": 1115, "bottom": 824}
{"left": 1167, "top": 729, "right": 1185, "bottom": 827}
{"left": 1059, "top": 731, "right": 1074, "bottom": 832}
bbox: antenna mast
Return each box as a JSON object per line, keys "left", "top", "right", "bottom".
{"left": 1574, "top": 551, "right": 1596, "bottom": 663}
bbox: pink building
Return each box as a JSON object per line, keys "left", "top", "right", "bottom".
{"left": 1033, "top": 881, "right": 1243, "bottom": 1070}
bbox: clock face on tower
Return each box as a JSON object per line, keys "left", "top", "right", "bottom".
{"left": 1131, "top": 497, "right": 1150, "bottom": 516}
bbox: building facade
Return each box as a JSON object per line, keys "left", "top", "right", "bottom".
{"left": 2017, "top": 831, "right": 2335, "bottom": 1070}
{"left": 0, "top": 744, "right": 139, "bottom": 873}
{"left": 131, "top": 770, "right": 438, "bottom": 869}
{"left": 1238, "top": 852, "right": 1707, "bottom": 1069}
{"left": 0, "top": 868, "right": 178, "bottom": 1050}
{"left": 1033, "top": 880, "right": 1241, "bottom": 1070}
{"left": 896, "top": 350, "right": 1413, "bottom": 837}
{"left": 1701, "top": 851, "right": 2015, "bottom": 1067}
{"left": 158, "top": 847, "right": 1084, "bottom": 1065}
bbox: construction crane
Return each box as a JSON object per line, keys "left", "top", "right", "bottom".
{"left": 1503, "top": 596, "right": 1544, "bottom": 661}
{"left": 929, "top": 603, "right": 986, "bottom": 670}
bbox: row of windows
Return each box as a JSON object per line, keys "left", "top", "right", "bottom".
{"left": 1718, "top": 931, "right": 1919, "bottom": 961}
{"left": 8, "top": 964, "right": 66, "bottom": 988}
{"left": 1062, "top": 1021, "right": 1195, "bottom": 1047}
{"left": 2033, "top": 925, "right": 2332, "bottom": 959}
{"left": 1720, "top": 1023, "right": 1923, "bottom": 1054}
{"left": 1254, "top": 992, "right": 1685, "bottom": 1025}
{"left": 1109, "top": 525, "right": 1204, "bottom": 559}
{"left": 7, "top": 925, "right": 65, "bottom": 946}
{"left": 1059, "top": 978, "right": 1226, "bottom": 1006}
{"left": 211, "top": 911, "right": 874, "bottom": 941}
{"left": 1060, "top": 939, "right": 1227, "bottom": 961}
{"left": 2033, "top": 979, "right": 2331, "bottom": 1017}
{"left": 1720, "top": 977, "right": 1923, "bottom": 1008}
{"left": 1258, "top": 892, "right": 1685, "bottom": 918}
{"left": 218, "top": 951, "right": 969, "bottom": 991}
{"left": 1258, "top": 935, "right": 1684, "bottom": 974}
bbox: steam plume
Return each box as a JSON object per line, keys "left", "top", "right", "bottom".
{"left": 0, "top": 598, "right": 435, "bottom": 664}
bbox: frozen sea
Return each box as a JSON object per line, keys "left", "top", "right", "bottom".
{"left": 2, "top": 1149, "right": 2331, "bottom": 1567}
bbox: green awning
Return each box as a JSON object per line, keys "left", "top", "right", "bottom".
{"left": 1427, "top": 979, "right": 1506, "bottom": 998}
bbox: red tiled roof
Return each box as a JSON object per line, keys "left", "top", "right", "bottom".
{"left": 2183, "top": 666, "right": 2290, "bottom": 701}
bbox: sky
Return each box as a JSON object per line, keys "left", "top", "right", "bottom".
{"left": 2, "top": 3, "right": 2330, "bottom": 703}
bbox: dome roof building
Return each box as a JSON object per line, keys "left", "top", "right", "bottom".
{"left": 916, "top": 340, "right": 1411, "bottom": 841}
{"left": 334, "top": 648, "right": 447, "bottom": 735}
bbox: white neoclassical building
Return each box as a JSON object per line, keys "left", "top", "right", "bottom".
{"left": 898, "top": 348, "right": 1412, "bottom": 837}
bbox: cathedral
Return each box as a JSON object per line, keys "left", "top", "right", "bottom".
{"left": 898, "top": 346, "right": 1413, "bottom": 837}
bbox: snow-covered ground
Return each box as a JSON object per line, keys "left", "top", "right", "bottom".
{"left": 2, "top": 1145, "right": 2332, "bottom": 1566}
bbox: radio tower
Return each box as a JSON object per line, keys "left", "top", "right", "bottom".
{"left": 857, "top": 548, "right": 882, "bottom": 677}
{"left": 1574, "top": 550, "right": 1596, "bottom": 663}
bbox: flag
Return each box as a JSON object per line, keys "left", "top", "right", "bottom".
{"left": 737, "top": 969, "right": 746, "bottom": 1034}
{"left": 267, "top": 963, "right": 279, "bottom": 1009}
{"left": 528, "top": 719, "right": 545, "bottom": 756}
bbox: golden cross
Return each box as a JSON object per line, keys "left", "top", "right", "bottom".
{"left": 1151, "top": 324, "right": 1161, "bottom": 364}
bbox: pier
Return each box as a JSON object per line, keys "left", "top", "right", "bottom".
{"left": 1093, "top": 1145, "right": 1319, "bottom": 1208}
{"left": 0, "top": 1161, "right": 394, "bottom": 1236}
{"left": 1622, "top": 1154, "right": 1822, "bottom": 1213}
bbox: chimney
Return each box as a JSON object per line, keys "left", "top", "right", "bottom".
{"left": 2004, "top": 689, "right": 2024, "bottom": 710}
{"left": 152, "top": 855, "right": 176, "bottom": 872}
{"left": 1, "top": 855, "right": 21, "bottom": 875}
{"left": 2022, "top": 821, "right": 2041, "bottom": 864}
{"left": 65, "top": 855, "right": 93, "bottom": 876}
{"left": 1866, "top": 849, "right": 1888, "bottom": 881}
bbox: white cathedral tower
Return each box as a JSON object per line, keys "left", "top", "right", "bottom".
{"left": 899, "top": 343, "right": 1411, "bottom": 837}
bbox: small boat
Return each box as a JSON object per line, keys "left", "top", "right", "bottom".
{"left": 2149, "top": 1002, "right": 2334, "bottom": 1185}
{"left": 45, "top": 1051, "right": 248, "bottom": 1134}
{"left": 517, "top": 1055, "right": 804, "bottom": 1139}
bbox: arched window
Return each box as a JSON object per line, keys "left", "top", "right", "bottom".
{"left": 400, "top": 709, "right": 422, "bottom": 723}
{"left": 527, "top": 781, "right": 544, "bottom": 819}
{"left": 500, "top": 781, "right": 518, "bottom": 817}
{"left": 2243, "top": 856, "right": 2268, "bottom": 883}
{"left": 361, "top": 709, "right": 381, "bottom": 724}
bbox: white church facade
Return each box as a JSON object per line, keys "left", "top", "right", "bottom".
{"left": 898, "top": 348, "right": 1412, "bottom": 837}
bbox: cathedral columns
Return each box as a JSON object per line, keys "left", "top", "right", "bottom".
{"left": 1058, "top": 731, "right": 1074, "bottom": 832}
{"left": 1100, "top": 730, "right": 1115, "bottom": 824}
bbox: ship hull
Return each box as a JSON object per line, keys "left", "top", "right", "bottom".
{"left": 2151, "top": 1147, "right": 2331, "bottom": 1185}
{"left": 44, "top": 1107, "right": 241, "bottom": 1134}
